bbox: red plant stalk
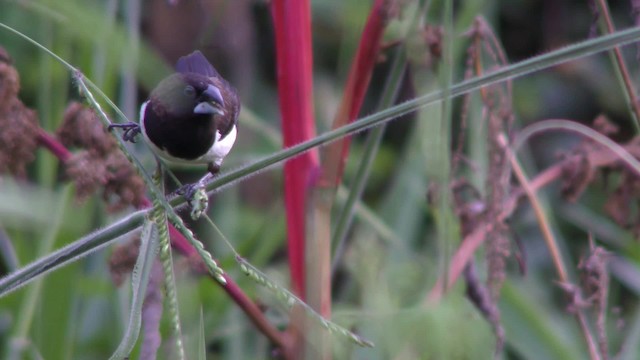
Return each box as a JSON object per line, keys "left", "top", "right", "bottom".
{"left": 35, "top": 130, "right": 288, "bottom": 353}
{"left": 271, "top": 0, "right": 319, "bottom": 300}
{"left": 321, "top": 0, "right": 389, "bottom": 186}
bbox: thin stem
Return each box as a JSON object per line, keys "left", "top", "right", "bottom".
{"left": 499, "top": 134, "right": 567, "bottom": 281}
{"left": 330, "top": 60, "right": 406, "bottom": 273}
{"left": 194, "top": 25, "right": 640, "bottom": 201}
{"left": 499, "top": 133, "right": 600, "bottom": 360}
{"left": 331, "top": 0, "right": 428, "bottom": 274}
{"left": 594, "top": 0, "right": 640, "bottom": 132}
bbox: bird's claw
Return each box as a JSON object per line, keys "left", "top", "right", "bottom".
{"left": 109, "top": 122, "right": 141, "bottom": 142}
{"left": 177, "top": 183, "right": 198, "bottom": 200}
{"left": 177, "top": 183, "right": 209, "bottom": 219}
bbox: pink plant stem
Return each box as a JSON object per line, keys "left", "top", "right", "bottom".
{"left": 322, "top": 0, "right": 388, "bottom": 184}
{"left": 271, "top": 0, "right": 319, "bottom": 299}
{"left": 37, "top": 128, "right": 71, "bottom": 161}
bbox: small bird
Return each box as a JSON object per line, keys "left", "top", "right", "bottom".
{"left": 111, "top": 50, "right": 240, "bottom": 197}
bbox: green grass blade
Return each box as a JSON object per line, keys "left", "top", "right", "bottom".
{"left": 0, "top": 210, "right": 144, "bottom": 297}
{"left": 201, "top": 25, "right": 640, "bottom": 197}
{"left": 110, "top": 218, "right": 159, "bottom": 360}
{"left": 197, "top": 307, "right": 206, "bottom": 360}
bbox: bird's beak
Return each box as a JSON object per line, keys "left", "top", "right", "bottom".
{"left": 194, "top": 85, "right": 225, "bottom": 115}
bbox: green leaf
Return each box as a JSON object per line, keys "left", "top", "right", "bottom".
{"left": 109, "top": 218, "right": 159, "bottom": 360}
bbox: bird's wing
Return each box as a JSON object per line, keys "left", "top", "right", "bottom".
{"left": 176, "top": 50, "right": 220, "bottom": 78}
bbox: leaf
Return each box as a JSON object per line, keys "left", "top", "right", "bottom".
{"left": 109, "top": 218, "right": 159, "bottom": 360}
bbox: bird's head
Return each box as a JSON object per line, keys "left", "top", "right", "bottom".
{"left": 149, "top": 73, "right": 225, "bottom": 118}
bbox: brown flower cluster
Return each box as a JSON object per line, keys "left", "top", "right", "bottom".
{"left": 0, "top": 47, "right": 40, "bottom": 177}
{"left": 57, "top": 102, "right": 146, "bottom": 212}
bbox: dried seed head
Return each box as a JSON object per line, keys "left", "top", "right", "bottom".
{"left": 59, "top": 102, "right": 146, "bottom": 212}
{"left": 0, "top": 49, "right": 20, "bottom": 111}
{"left": 65, "top": 150, "right": 110, "bottom": 203}
{"left": 102, "top": 150, "right": 146, "bottom": 212}
{"left": 0, "top": 57, "right": 39, "bottom": 178}
{"left": 578, "top": 241, "right": 610, "bottom": 307}
{"left": 57, "top": 102, "right": 116, "bottom": 156}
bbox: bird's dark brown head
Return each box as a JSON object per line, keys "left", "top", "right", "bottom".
{"left": 150, "top": 51, "right": 239, "bottom": 138}
{"left": 149, "top": 73, "right": 224, "bottom": 119}
{"left": 175, "top": 50, "right": 239, "bottom": 138}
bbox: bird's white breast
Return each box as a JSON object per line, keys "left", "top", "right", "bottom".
{"left": 207, "top": 124, "right": 237, "bottom": 166}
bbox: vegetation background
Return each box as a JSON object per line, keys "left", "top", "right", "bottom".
{"left": 1, "top": 0, "right": 640, "bottom": 359}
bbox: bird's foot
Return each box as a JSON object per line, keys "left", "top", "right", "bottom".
{"left": 108, "top": 122, "right": 141, "bottom": 142}
{"left": 177, "top": 183, "right": 209, "bottom": 220}
{"left": 176, "top": 183, "right": 198, "bottom": 201}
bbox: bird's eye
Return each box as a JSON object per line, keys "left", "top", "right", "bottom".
{"left": 184, "top": 85, "right": 196, "bottom": 97}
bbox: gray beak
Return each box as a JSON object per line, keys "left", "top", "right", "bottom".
{"left": 194, "top": 84, "right": 224, "bottom": 115}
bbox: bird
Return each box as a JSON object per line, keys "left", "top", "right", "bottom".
{"left": 110, "top": 50, "right": 240, "bottom": 198}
